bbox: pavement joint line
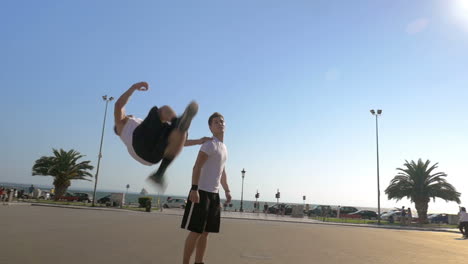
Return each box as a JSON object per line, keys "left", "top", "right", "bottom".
{"left": 29, "top": 202, "right": 140, "bottom": 213}
{"left": 19, "top": 202, "right": 460, "bottom": 234}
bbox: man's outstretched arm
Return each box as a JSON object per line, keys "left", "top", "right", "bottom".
{"left": 184, "top": 137, "right": 212, "bottom": 147}
{"left": 114, "top": 82, "right": 149, "bottom": 123}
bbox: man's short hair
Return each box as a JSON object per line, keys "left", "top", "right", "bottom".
{"left": 208, "top": 112, "right": 224, "bottom": 126}
{"left": 462, "top": 207, "right": 466, "bottom": 212}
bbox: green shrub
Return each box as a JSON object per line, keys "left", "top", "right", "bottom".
{"left": 138, "top": 197, "right": 153, "bottom": 208}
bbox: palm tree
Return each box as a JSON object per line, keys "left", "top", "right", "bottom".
{"left": 32, "top": 149, "right": 94, "bottom": 200}
{"left": 385, "top": 159, "right": 460, "bottom": 223}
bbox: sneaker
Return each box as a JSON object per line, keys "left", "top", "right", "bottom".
{"left": 146, "top": 168, "right": 167, "bottom": 192}
{"left": 176, "top": 101, "right": 198, "bottom": 132}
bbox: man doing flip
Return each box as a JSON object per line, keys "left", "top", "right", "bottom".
{"left": 114, "top": 81, "right": 210, "bottom": 187}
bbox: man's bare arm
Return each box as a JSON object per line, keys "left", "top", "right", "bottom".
{"left": 221, "top": 168, "right": 232, "bottom": 203}
{"left": 221, "top": 168, "right": 230, "bottom": 191}
{"left": 114, "top": 82, "right": 148, "bottom": 123}
{"left": 184, "top": 137, "right": 212, "bottom": 147}
{"left": 189, "top": 151, "right": 209, "bottom": 203}
{"left": 192, "top": 151, "right": 208, "bottom": 185}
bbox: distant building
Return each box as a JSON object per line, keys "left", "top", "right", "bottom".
{"left": 140, "top": 188, "right": 148, "bottom": 195}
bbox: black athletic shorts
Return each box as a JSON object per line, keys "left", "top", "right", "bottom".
{"left": 132, "top": 106, "right": 175, "bottom": 164}
{"left": 181, "top": 190, "right": 221, "bottom": 234}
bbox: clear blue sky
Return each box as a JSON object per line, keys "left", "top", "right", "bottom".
{"left": 2, "top": 0, "right": 467, "bottom": 213}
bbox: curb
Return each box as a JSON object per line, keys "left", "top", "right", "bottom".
{"left": 2, "top": 202, "right": 32, "bottom": 206}
{"left": 157, "top": 211, "right": 460, "bottom": 234}
{"left": 222, "top": 216, "right": 460, "bottom": 234}
{"left": 24, "top": 203, "right": 460, "bottom": 234}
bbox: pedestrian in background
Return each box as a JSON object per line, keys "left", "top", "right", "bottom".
{"left": 28, "top": 185, "right": 35, "bottom": 196}
{"left": 8, "top": 189, "right": 14, "bottom": 203}
{"left": 407, "top": 208, "right": 412, "bottom": 226}
{"left": 458, "top": 207, "right": 468, "bottom": 239}
{"left": 400, "top": 206, "right": 406, "bottom": 225}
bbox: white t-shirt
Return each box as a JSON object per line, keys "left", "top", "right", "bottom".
{"left": 119, "top": 117, "right": 153, "bottom": 166}
{"left": 459, "top": 211, "right": 468, "bottom": 222}
{"left": 198, "top": 136, "right": 228, "bottom": 193}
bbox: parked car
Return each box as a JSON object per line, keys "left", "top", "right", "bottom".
{"left": 268, "top": 203, "right": 293, "bottom": 215}
{"left": 308, "top": 205, "right": 332, "bottom": 217}
{"left": 74, "top": 192, "right": 93, "bottom": 202}
{"left": 97, "top": 195, "right": 111, "bottom": 205}
{"left": 38, "top": 192, "right": 51, "bottom": 200}
{"left": 337, "top": 206, "right": 359, "bottom": 216}
{"left": 60, "top": 192, "right": 80, "bottom": 202}
{"left": 348, "top": 210, "right": 378, "bottom": 220}
{"left": 428, "top": 213, "right": 449, "bottom": 224}
{"left": 163, "top": 198, "right": 187, "bottom": 209}
{"left": 380, "top": 211, "right": 402, "bottom": 221}
{"left": 59, "top": 192, "right": 92, "bottom": 202}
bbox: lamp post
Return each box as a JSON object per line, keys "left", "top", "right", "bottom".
{"left": 275, "top": 189, "right": 280, "bottom": 215}
{"left": 255, "top": 190, "right": 260, "bottom": 213}
{"left": 276, "top": 189, "right": 280, "bottom": 205}
{"left": 125, "top": 184, "right": 130, "bottom": 205}
{"left": 91, "top": 95, "right": 114, "bottom": 207}
{"left": 240, "top": 169, "right": 246, "bottom": 212}
{"left": 370, "top": 109, "right": 382, "bottom": 224}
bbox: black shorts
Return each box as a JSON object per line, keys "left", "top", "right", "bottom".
{"left": 181, "top": 190, "right": 221, "bottom": 234}
{"left": 132, "top": 106, "right": 174, "bottom": 164}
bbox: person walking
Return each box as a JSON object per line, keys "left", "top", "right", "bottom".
{"left": 458, "top": 207, "right": 468, "bottom": 239}
{"left": 28, "top": 185, "right": 35, "bottom": 197}
{"left": 407, "top": 208, "right": 412, "bottom": 226}
{"left": 400, "top": 206, "right": 406, "bottom": 225}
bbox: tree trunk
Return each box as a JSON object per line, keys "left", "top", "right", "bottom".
{"left": 414, "top": 198, "right": 429, "bottom": 224}
{"left": 53, "top": 178, "right": 70, "bottom": 201}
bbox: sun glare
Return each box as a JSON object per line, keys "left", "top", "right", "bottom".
{"left": 452, "top": 0, "right": 468, "bottom": 29}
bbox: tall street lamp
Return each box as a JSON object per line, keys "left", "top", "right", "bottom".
{"left": 125, "top": 184, "right": 130, "bottom": 206}
{"left": 92, "top": 95, "right": 114, "bottom": 207}
{"left": 255, "top": 190, "right": 260, "bottom": 213}
{"left": 370, "top": 109, "right": 382, "bottom": 224}
{"left": 240, "top": 169, "right": 246, "bottom": 212}
{"left": 275, "top": 189, "right": 280, "bottom": 205}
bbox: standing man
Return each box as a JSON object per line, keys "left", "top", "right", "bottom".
{"left": 114, "top": 82, "right": 210, "bottom": 187}
{"left": 400, "top": 206, "right": 406, "bottom": 225}
{"left": 28, "top": 185, "right": 35, "bottom": 197}
{"left": 459, "top": 207, "right": 468, "bottom": 239}
{"left": 181, "top": 112, "right": 231, "bottom": 264}
{"left": 407, "top": 208, "right": 412, "bottom": 226}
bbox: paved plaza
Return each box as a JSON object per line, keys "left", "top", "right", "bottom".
{"left": 2, "top": 205, "right": 467, "bottom": 264}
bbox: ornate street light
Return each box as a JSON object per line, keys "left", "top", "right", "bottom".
{"left": 240, "top": 169, "right": 246, "bottom": 212}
